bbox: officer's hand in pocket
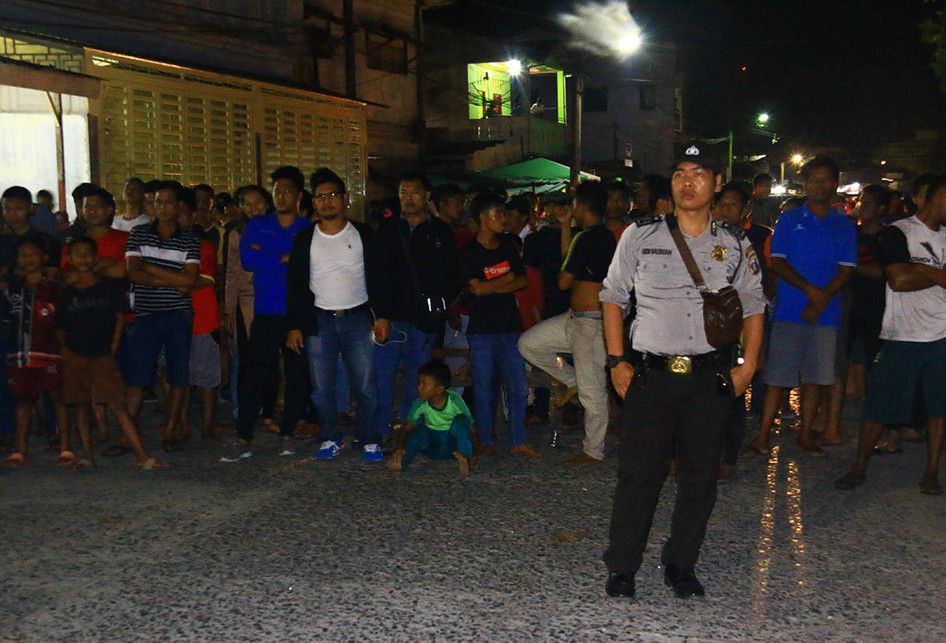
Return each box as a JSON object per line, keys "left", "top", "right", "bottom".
{"left": 729, "top": 363, "right": 754, "bottom": 397}
{"left": 610, "top": 362, "right": 635, "bottom": 399}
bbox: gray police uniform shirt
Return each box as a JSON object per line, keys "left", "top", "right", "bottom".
{"left": 600, "top": 215, "right": 766, "bottom": 356}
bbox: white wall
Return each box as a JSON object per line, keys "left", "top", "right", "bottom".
{"left": 0, "top": 85, "right": 91, "bottom": 217}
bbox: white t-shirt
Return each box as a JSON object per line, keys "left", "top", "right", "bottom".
{"left": 878, "top": 215, "right": 946, "bottom": 342}
{"left": 309, "top": 221, "right": 368, "bottom": 310}
{"left": 112, "top": 212, "right": 150, "bottom": 232}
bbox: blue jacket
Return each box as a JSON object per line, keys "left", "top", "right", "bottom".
{"left": 240, "top": 213, "right": 312, "bottom": 315}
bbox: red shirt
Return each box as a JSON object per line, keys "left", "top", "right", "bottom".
{"left": 453, "top": 226, "right": 476, "bottom": 251}
{"left": 612, "top": 222, "right": 629, "bottom": 242}
{"left": 60, "top": 229, "right": 128, "bottom": 271}
{"left": 191, "top": 239, "right": 220, "bottom": 335}
{"left": 515, "top": 265, "right": 545, "bottom": 331}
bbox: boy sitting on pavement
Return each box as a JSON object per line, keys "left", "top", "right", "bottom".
{"left": 388, "top": 360, "right": 474, "bottom": 478}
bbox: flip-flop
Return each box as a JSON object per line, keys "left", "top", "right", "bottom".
{"left": 799, "top": 444, "right": 827, "bottom": 457}
{"left": 73, "top": 458, "right": 94, "bottom": 470}
{"left": 834, "top": 471, "right": 866, "bottom": 490}
{"left": 920, "top": 477, "right": 942, "bottom": 496}
{"left": 260, "top": 419, "right": 279, "bottom": 434}
{"left": 135, "top": 457, "right": 168, "bottom": 471}
{"left": 56, "top": 450, "right": 76, "bottom": 466}
{"left": 873, "top": 446, "right": 903, "bottom": 455}
{"left": 740, "top": 444, "right": 769, "bottom": 458}
{"left": 4, "top": 452, "right": 27, "bottom": 468}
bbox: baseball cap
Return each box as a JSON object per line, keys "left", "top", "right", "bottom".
{"left": 672, "top": 142, "right": 722, "bottom": 174}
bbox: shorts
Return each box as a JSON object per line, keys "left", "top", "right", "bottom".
{"left": 863, "top": 337, "right": 946, "bottom": 423}
{"left": 123, "top": 310, "right": 193, "bottom": 388}
{"left": 189, "top": 333, "right": 221, "bottom": 389}
{"left": 7, "top": 363, "right": 62, "bottom": 401}
{"left": 763, "top": 321, "right": 837, "bottom": 387}
{"left": 61, "top": 350, "right": 126, "bottom": 405}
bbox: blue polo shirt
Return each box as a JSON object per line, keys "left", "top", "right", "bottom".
{"left": 770, "top": 205, "right": 856, "bottom": 327}
{"left": 240, "top": 212, "right": 312, "bottom": 315}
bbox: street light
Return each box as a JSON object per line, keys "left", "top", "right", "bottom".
{"left": 614, "top": 27, "right": 643, "bottom": 57}
{"left": 791, "top": 153, "right": 804, "bottom": 165}
{"left": 756, "top": 112, "right": 770, "bottom": 126}
{"left": 506, "top": 59, "right": 523, "bottom": 76}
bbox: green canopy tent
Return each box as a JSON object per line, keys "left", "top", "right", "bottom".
{"left": 475, "top": 157, "right": 599, "bottom": 195}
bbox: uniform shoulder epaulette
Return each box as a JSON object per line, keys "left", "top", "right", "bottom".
{"left": 717, "top": 221, "right": 746, "bottom": 239}
{"left": 632, "top": 215, "right": 663, "bottom": 227}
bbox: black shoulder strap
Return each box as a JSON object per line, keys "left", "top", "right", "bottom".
{"left": 666, "top": 215, "right": 707, "bottom": 291}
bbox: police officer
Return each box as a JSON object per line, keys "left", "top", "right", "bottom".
{"left": 599, "top": 144, "right": 765, "bottom": 599}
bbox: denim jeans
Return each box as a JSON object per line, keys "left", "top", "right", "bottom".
{"left": 124, "top": 310, "right": 193, "bottom": 388}
{"left": 306, "top": 308, "right": 379, "bottom": 444}
{"left": 468, "top": 333, "right": 528, "bottom": 446}
{"left": 373, "top": 321, "right": 434, "bottom": 437}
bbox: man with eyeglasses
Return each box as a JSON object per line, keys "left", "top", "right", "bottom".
{"left": 374, "top": 172, "right": 459, "bottom": 442}
{"left": 221, "top": 166, "right": 312, "bottom": 463}
{"left": 286, "top": 167, "right": 391, "bottom": 462}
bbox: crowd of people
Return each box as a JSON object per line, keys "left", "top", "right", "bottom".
{"left": 0, "top": 158, "right": 941, "bottom": 498}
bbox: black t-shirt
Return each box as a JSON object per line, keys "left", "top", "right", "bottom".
{"left": 562, "top": 224, "right": 617, "bottom": 282}
{"left": 460, "top": 237, "right": 525, "bottom": 334}
{"left": 851, "top": 227, "right": 886, "bottom": 328}
{"left": 523, "top": 226, "right": 569, "bottom": 319}
{"left": 56, "top": 277, "right": 128, "bottom": 357}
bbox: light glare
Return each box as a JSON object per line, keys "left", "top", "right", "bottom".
{"left": 558, "top": 1, "right": 644, "bottom": 60}
{"left": 506, "top": 59, "right": 523, "bottom": 76}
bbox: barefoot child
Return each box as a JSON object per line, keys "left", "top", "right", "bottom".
{"left": 388, "top": 360, "right": 474, "bottom": 478}
{"left": 57, "top": 238, "right": 164, "bottom": 470}
{"left": 2, "top": 237, "right": 71, "bottom": 467}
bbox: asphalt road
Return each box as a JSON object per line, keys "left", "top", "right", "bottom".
{"left": 1, "top": 402, "right": 944, "bottom": 642}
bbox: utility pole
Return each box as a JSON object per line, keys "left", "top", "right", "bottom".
{"left": 727, "top": 130, "right": 734, "bottom": 182}
{"left": 415, "top": 1, "right": 426, "bottom": 147}
{"left": 343, "top": 0, "right": 356, "bottom": 99}
{"left": 570, "top": 74, "right": 584, "bottom": 186}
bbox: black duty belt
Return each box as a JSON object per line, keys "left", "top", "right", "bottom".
{"left": 316, "top": 303, "right": 370, "bottom": 317}
{"left": 634, "top": 348, "right": 733, "bottom": 375}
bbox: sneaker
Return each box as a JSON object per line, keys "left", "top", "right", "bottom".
{"left": 361, "top": 443, "right": 383, "bottom": 463}
{"left": 278, "top": 436, "right": 295, "bottom": 457}
{"left": 219, "top": 441, "right": 252, "bottom": 463}
{"left": 316, "top": 440, "right": 341, "bottom": 460}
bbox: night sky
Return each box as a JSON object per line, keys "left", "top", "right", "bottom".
{"left": 427, "top": 0, "right": 946, "bottom": 157}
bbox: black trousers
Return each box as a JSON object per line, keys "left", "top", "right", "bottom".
{"left": 237, "top": 313, "right": 309, "bottom": 441}
{"left": 604, "top": 367, "right": 732, "bottom": 575}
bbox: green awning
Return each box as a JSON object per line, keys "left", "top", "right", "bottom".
{"left": 476, "top": 157, "right": 598, "bottom": 191}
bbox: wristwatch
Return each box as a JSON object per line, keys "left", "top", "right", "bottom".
{"left": 605, "top": 354, "right": 628, "bottom": 370}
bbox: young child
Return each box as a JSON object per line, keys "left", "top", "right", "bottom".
{"left": 2, "top": 237, "right": 71, "bottom": 467}
{"left": 388, "top": 360, "right": 474, "bottom": 478}
{"left": 57, "top": 238, "right": 165, "bottom": 470}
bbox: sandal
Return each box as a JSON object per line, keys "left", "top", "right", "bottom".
{"left": 135, "top": 457, "right": 168, "bottom": 471}
{"left": 4, "top": 452, "right": 27, "bottom": 468}
{"left": 73, "top": 458, "right": 94, "bottom": 470}
{"left": 872, "top": 446, "right": 903, "bottom": 455}
{"left": 56, "top": 450, "right": 76, "bottom": 466}
{"left": 260, "top": 418, "right": 279, "bottom": 434}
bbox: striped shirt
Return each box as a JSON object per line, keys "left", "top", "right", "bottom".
{"left": 125, "top": 223, "right": 200, "bottom": 315}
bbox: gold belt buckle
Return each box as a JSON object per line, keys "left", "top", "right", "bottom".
{"left": 667, "top": 355, "right": 692, "bottom": 375}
